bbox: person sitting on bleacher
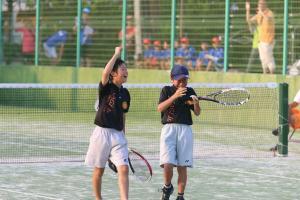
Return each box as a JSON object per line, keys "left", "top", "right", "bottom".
{"left": 175, "top": 37, "right": 196, "bottom": 70}
{"left": 206, "top": 36, "right": 224, "bottom": 71}
{"left": 142, "top": 38, "right": 153, "bottom": 69}
{"left": 150, "top": 40, "right": 163, "bottom": 69}
{"left": 161, "top": 41, "right": 171, "bottom": 70}
{"left": 195, "top": 42, "right": 210, "bottom": 71}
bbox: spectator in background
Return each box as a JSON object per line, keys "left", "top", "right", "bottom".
{"left": 245, "top": 6, "right": 260, "bottom": 73}
{"left": 195, "top": 42, "right": 210, "bottom": 71}
{"left": 206, "top": 36, "right": 224, "bottom": 71}
{"left": 142, "top": 38, "right": 153, "bottom": 69}
{"left": 231, "top": 2, "right": 239, "bottom": 15}
{"left": 161, "top": 41, "right": 171, "bottom": 70}
{"left": 118, "top": 15, "right": 136, "bottom": 52}
{"left": 246, "top": 0, "right": 275, "bottom": 74}
{"left": 175, "top": 37, "right": 196, "bottom": 70}
{"left": 15, "top": 18, "right": 35, "bottom": 64}
{"left": 151, "top": 40, "right": 163, "bottom": 69}
{"left": 43, "top": 23, "right": 68, "bottom": 65}
{"left": 73, "top": 7, "right": 94, "bottom": 67}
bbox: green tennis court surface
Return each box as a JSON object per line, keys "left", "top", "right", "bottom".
{"left": 1, "top": 83, "right": 300, "bottom": 199}
{"left": 1, "top": 158, "right": 300, "bottom": 199}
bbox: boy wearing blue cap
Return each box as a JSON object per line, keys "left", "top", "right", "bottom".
{"left": 158, "top": 65, "right": 201, "bottom": 200}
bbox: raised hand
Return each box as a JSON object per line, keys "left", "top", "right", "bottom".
{"left": 115, "top": 46, "right": 122, "bottom": 57}
{"left": 245, "top": 1, "right": 250, "bottom": 11}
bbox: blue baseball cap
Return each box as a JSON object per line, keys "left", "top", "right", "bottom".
{"left": 171, "top": 65, "right": 189, "bottom": 80}
{"left": 83, "top": 7, "right": 91, "bottom": 14}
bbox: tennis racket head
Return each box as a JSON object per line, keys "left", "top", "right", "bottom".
{"left": 206, "top": 87, "right": 250, "bottom": 106}
{"left": 128, "top": 148, "right": 153, "bottom": 182}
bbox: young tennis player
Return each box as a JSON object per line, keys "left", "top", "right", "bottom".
{"left": 158, "top": 65, "right": 201, "bottom": 200}
{"left": 85, "top": 46, "right": 130, "bottom": 200}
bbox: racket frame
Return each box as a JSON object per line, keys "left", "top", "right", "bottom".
{"left": 197, "top": 87, "right": 250, "bottom": 106}
{"left": 107, "top": 148, "right": 153, "bottom": 182}
{"left": 129, "top": 148, "right": 153, "bottom": 181}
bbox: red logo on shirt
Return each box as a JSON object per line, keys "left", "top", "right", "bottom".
{"left": 103, "top": 93, "right": 116, "bottom": 113}
{"left": 166, "top": 103, "right": 175, "bottom": 122}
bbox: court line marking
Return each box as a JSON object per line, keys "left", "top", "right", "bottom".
{"left": 205, "top": 166, "right": 300, "bottom": 181}
{"left": 0, "top": 187, "right": 63, "bottom": 200}
{"left": 0, "top": 141, "right": 84, "bottom": 153}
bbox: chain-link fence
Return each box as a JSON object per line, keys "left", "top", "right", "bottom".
{"left": 1, "top": 0, "right": 300, "bottom": 75}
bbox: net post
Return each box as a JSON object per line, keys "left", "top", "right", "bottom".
{"left": 278, "top": 83, "right": 289, "bottom": 156}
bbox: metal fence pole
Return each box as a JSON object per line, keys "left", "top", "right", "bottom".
{"left": 278, "top": 83, "right": 289, "bottom": 156}
{"left": 223, "top": 0, "right": 230, "bottom": 72}
{"left": 34, "top": 0, "right": 40, "bottom": 66}
{"left": 282, "top": 0, "right": 289, "bottom": 75}
{"left": 121, "top": 0, "right": 127, "bottom": 60}
{"left": 170, "top": 0, "right": 177, "bottom": 70}
{"left": 76, "top": 0, "right": 82, "bottom": 68}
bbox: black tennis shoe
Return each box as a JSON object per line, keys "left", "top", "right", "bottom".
{"left": 161, "top": 184, "right": 174, "bottom": 200}
{"left": 176, "top": 196, "right": 185, "bottom": 200}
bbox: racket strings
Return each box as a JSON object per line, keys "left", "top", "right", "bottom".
{"left": 129, "top": 152, "right": 151, "bottom": 182}
{"left": 216, "top": 90, "right": 249, "bottom": 105}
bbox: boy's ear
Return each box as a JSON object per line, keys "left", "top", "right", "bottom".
{"left": 110, "top": 71, "right": 117, "bottom": 77}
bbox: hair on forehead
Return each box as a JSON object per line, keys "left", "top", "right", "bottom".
{"left": 112, "top": 58, "right": 126, "bottom": 72}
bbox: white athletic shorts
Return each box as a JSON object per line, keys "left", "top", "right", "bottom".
{"left": 160, "top": 123, "right": 193, "bottom": 167}
{"left": 85, "top": 126, "right": 129, "bottom": 168}
{"left": 43, "top": 42, "right": 57, "bottom": 58}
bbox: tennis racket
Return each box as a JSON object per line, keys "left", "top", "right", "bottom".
{"left": 108, "top": 148, "right": 152, "bottom": 182}
{"left": 196, "top": 88, "right": 250, "bottom": 106}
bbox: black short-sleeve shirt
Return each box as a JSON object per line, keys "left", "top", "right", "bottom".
{"left": 159, "top": 85, "right": 196, "bottom": 125}
{"left": 94, "top": 82, "right": 130, "bottom": 131}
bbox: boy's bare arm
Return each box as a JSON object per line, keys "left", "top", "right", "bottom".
{"left": 101, "top": 47, "right": 122, "bottom": 85}
{"left": 190, "top": 95, "right": 201, "bottom": 116}
{"left": 157, "top": 87, "right": 187, "bottom": 112}
{"left": 245, "top": 1, "right": 257, "bottom": 24}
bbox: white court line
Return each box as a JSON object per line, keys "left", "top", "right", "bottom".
{"left": 0, "top": 141, "right": 83, "bottom": 153}
{"left": 204, "top": 166, "right": 300, "bottom": 181}
{"left": 0, "top": 187, "right": 63, "bottom": 200}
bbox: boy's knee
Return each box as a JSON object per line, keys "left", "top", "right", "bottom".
{"left": 117, "top": 165, "right": 129, "bottom": 174}
{"left": 93, "top": 167, "right": 104, "bottom": 177}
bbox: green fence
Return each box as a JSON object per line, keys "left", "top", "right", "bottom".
{"left": 1, "top": 0, "right": 300, "bottom": 75}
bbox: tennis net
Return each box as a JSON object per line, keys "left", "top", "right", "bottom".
{"left": 0, "top": 82, "right": 279, "bottom": 164}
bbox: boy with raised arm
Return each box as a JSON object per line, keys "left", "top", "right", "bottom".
{"left": 158, "top": 65, "right": 201, "bottom": 200}
{"left": 85, "top": 47, "right": 130, "bottom": 200}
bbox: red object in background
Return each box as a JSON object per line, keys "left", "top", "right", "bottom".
{"left": 143, "top": 38, "right": 151, "bottom": 45}
{"left": 290, "top": 108, "right": 300, "bottom": 129}
{"left": 16, "top": 27, "right": 35, "bottom": 54}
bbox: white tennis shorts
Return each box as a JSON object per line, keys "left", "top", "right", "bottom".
{"left": 85, "top": 126, "right": 129, "bottom": 168}
{"left": 160, "top": 123, "right": 193, "bottom": 167}
{"left": 43, "top": 42, "right": 57, "bottom": 58}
